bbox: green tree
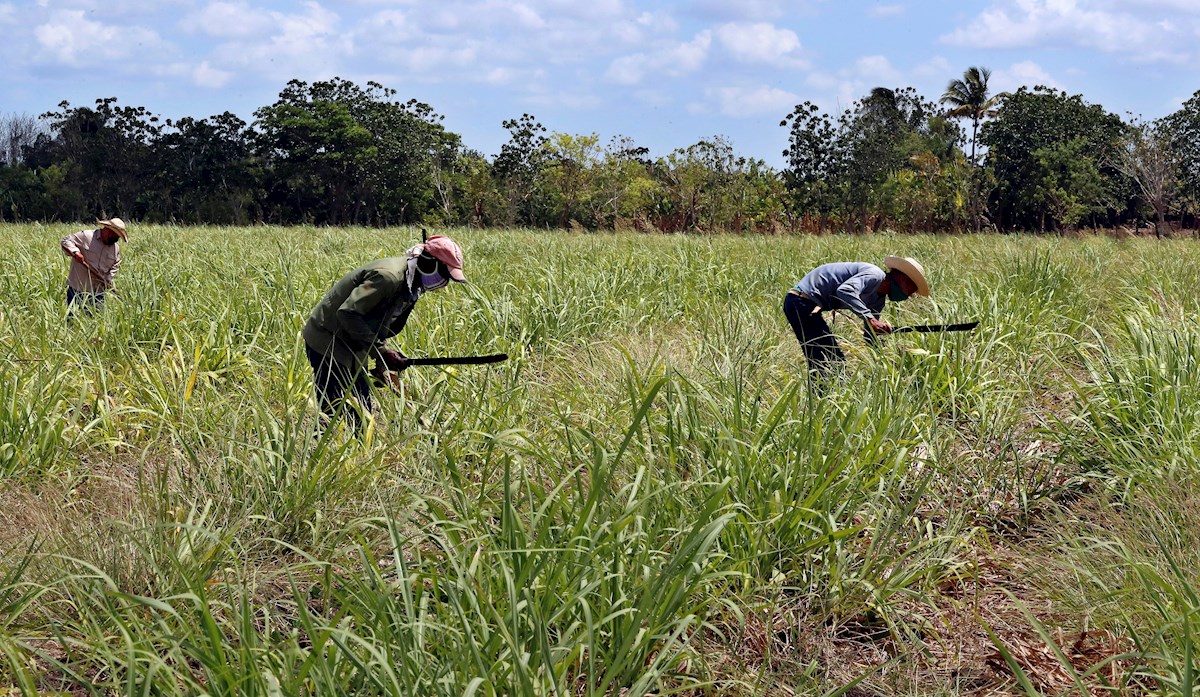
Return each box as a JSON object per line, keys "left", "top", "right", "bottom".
{"left": 30, "top": 98, "right": 162, "bottom": 220}
{"left": 781, "top": 101, "right": 844, "bottom": 232}
{"left": 543, "top": 132, "right": 603, "bottom": 228}
{"left": 979, "top": 86, "right": 1127, "bottom": 231}
{"left": 493, "top": 114, "right": 549, "bottom": 227}
{"left": 1033, "top": 137, "right": 1107, "bottom": 231}
{"left": 839, "top": 87, "right": 943, "bottom": 232}
{"left": 253, "top": 78, "right": 457, "bottom": 225}
{"left": 153, "top": 112, "right": 256, "bottom": 224}
{"left": 592, "top": 137, "right": 658, "bottom": 230}
{"left": 1160, "top": 90, "right": 1200, "bottom": 225}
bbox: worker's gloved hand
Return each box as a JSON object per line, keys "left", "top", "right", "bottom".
{"left": 866, "top": 318, "right": 893, "bottom": 335}
{"left": 378, "top": 347, "right": 409, "bottom": 372}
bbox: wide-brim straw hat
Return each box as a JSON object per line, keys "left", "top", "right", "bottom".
{"left": 884, "top": 255, "right": 929, "bottom": 296}
{"left": 97, "top": 218, "right": 127, "bottom": 241}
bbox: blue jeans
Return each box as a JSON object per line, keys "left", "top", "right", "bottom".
{"left": 66, "top": 286, "right": 105, "bottom": 314}
{"left": 783, "top": 292, "right": 844, "bottom": 377}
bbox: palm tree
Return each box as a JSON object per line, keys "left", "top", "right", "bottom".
{"left": 940, "top": 66, "right": 1003, "bottom": 167}
{"left": 941, "top": 67, "right": 1004, "bottom": 231}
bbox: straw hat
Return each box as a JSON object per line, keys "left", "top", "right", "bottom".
{"left": 97, "top": 218, "right": 127, "bottom": 241}
{"left": 884, "top": 256, "right": 929, "bottom": 296}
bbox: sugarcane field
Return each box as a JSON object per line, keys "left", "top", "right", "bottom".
{"left": 0, "top": 223, "right": 1197, "bottom": 695}
{"left": 5, "top": 2, "right": 1200, "bottom": 689}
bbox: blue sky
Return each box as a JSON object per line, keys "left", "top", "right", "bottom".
{"left": 2, "top": 0, "right": 1197, "bottom": 166}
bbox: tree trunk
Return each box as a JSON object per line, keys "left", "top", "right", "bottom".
{"left": 970, "top": 118, "right": 981, "bottom": 234}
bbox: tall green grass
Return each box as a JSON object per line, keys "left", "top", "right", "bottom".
{"left": 1, "top": 225, "right": 1197, "bottom": 694}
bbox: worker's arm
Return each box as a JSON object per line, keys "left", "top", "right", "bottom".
{"left": 834, "top": 268, "right": 884, "bottom": 319}
{"left": 836, "top": 269, "right": 892, "bottom": 334}
{"left": 60, "top": 231, "right": 88, "bottom": 265}
{"left": 335, "top": 270, "right": 396, "bottom": 349}
{"left": 372, "top": 301, "right": 415, "bottom": 371}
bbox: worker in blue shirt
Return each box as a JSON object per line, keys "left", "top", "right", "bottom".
{"left": 783, "top": 256, "right": 929, "bottom": 377}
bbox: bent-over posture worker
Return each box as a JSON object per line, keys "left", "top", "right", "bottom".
{"left": 301, "top": 235, "right": 466, "bottom": 433}
{"left": 783, "top": 256, "right": 929, "bottom": 377}
{"left": 61, "top": 217, "right": 126, "bottom": 312}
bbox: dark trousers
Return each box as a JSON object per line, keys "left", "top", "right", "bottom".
{"left": 305, "top": 344, "right": 373, "bottom": 434}
{"left": 66, "top": 286, "right": 105, "bottom": 315}
{"left": 783, "top": 292, "right": 845, "bottom": 377}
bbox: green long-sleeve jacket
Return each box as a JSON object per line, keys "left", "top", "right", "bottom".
{"left": 301, "top": 258, "right": 421, "bottom": 371}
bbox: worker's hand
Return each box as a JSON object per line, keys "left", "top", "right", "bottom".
{"left": 379, "top": 347, "right": 409, "bottom": 372}
{"left": 866, "top": 318, "right": 893, "bottom": 335}
{"left": 73, "top": 252, "right": 87, "bottom": 265}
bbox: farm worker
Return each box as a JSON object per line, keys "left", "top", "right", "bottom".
{"left": 301, "top": 234, "right": 466, "bottom": 434}
{"left": 783, "top": 256, "right": 929, "bottom": 378}
{"left": 61, "top": 217, "right": 126, "bottom": 313}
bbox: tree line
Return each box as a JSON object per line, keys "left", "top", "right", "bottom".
{"left": 1, "top": 69, "right": 1198, "bottom": 234}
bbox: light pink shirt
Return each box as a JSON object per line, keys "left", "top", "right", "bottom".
{"left": 61, "top": 229, "right": 121, "bottom": 292}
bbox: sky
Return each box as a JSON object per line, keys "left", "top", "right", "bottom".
{"left": 1, "top": 0, "right": 1198, "bottom": 167}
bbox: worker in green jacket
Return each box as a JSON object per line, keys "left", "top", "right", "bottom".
{"left": 301, "top": 235, "right": 466, "bottom": 433}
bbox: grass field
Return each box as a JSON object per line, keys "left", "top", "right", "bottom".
{"left": 0, "top": 223, "right": 1198, "bottom": 695}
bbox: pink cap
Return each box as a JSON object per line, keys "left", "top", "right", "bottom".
{"left": 423, "top": 235, "right": 466, "bottom": 282}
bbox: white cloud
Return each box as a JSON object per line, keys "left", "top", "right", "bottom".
{"left": 534, "top": 0, "right": 626, "bottom": 22}
{"left": 181, "top": 2, "right": 278, "bottom": 39}
{"left": 606, "top": 53, "right": 651, "bottom": 84}
{"left": 193, "top": 61, "right": 233, "bottom": 88}
{"left": 525, "top": 89, "right": 602, "bottom": 110}
{"left": 803, "top": 70, "right": 839, "bottom": 91}
{"left": 868, "top": 4, "right": 905, "bottom": 18}
{"left": 509, "top": 3, "right": 547, "bottom": 29}
{"left": 1135, "top": 0, "right": 1200, "bottom": 13}
{"left": 0, "top": 3, "right": 15, "bottom": 24}
{"left": 632, "top": 88, "right": 670, "bottom": 107}
{"left": 667, "top": 30, "right": 712, "bottom": 73}
{"left": 854, "top": 55, "right": 902, "bottom": 84}
{"left": 33, "top": 9, "right": 170, "bottom": 66}
{"left": 364, "top": 9, "right": 415, "bottom": 39}
{"left": 203, "top": 2, "right": 350, "bottom": 79}
{"left": 797, "top": 56, "right": 910, "bottom": 115}
{"left": 482, "top": 66, "right": 516, "bottom": 84}
{"left": 369, "top": 43, "right": 482, "bottom": 74}
{"left": 938, "top": 0, "right": 1189, "bottom": 56}
{"left": 709, "top": 84, "right": 801, "bottom": 116}
{"left": 605, "top": 30, "right": 712, "bottom": 85}
{"left": 714, "top": 22, "right": 805, "bottom": 67}
{"left": 992, "top": 60, "right": 1065, "bottom": 93}
{"left": 690, "top": 0, "right": 810, "bottom": 21}
{"left": 913, "top": 56, "right": 953, "bottom": 80}
{"left": 608, "top": 11, "right": 675, "bottom": 44}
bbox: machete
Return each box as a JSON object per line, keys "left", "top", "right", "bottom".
{"left": 864, "top": 321, "right": 979, "bottom": 344}
{"left": 371, "top": 353, "right": 508, "bottom": 391}
{"left": 403, "top": 353, "right": 509, "bottom": 366}
{"left": 890, "top": 321, "right": 980, "bottom": 335}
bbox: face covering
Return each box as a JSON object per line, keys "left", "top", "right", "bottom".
{"left": 887, "top": 281, "right": 909, "bottom": 301}
{"left": 416, "top": 255, "right": 449, "bottom": 291}
{"left": 421, "top": 272, "right": 448, "bottom": 291}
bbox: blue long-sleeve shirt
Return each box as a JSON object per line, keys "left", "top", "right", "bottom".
{"left": 793, "top": 262, "right": 887, "bottom": 320}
